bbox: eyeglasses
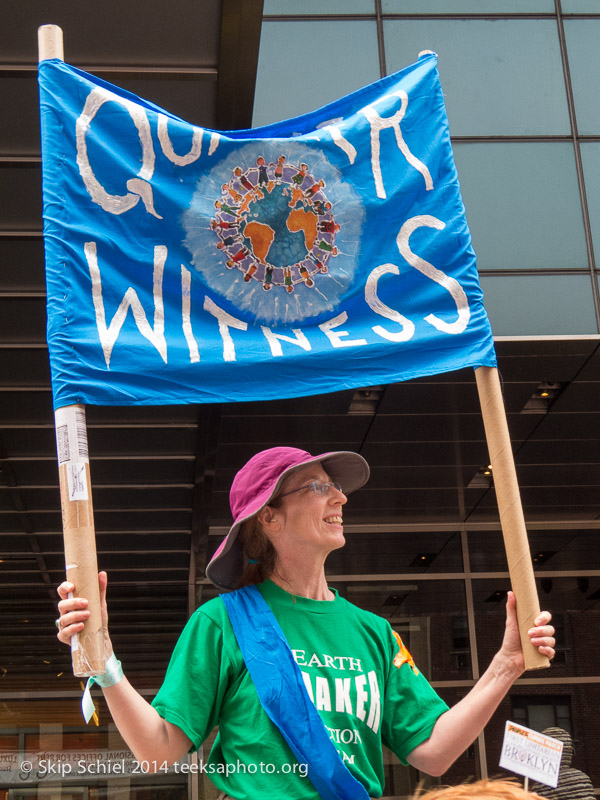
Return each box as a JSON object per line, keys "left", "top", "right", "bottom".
{"left": 278, "top": 480, "right": 344, "bottom": 499}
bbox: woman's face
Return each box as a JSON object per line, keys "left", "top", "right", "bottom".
{"left": 264, "top": 463, "right": 348, "bottom": 559}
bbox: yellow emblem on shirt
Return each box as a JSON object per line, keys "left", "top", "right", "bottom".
{"left": 392, "top": 630, "right": 419, "bottom": 676}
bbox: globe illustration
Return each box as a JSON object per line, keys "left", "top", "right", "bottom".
{"left": 212, "top": 158, "right": 337, "bottom": 293}
{"left": 181, "top": 140, "right": 364, "bottom": 326}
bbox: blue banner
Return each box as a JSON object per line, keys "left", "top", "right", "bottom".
{"left": 39, "top": 53, "right": 496, "bottom": 408}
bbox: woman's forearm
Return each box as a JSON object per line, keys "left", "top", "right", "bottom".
{"left": 407, "top": 651, "right": 521, "bottom": 776}
{"left": 101, "top": 677, "right": 192, "bottom": 770}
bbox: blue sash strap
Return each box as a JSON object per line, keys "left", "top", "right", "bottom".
{"left": 221, "top": 585, "right": 371, "bottom": 800}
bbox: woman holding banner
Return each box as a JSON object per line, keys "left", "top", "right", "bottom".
{"left": 56, "top": 446, "right": 555, "bottom": 800}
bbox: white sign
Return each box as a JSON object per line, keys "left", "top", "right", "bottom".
{"left": 499, "top": 721, "right": 563, "bottom": 787}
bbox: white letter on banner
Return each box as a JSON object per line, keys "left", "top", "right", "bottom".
{"left": 181, "top": 266, "right": 200, "bottom": 363}
{"left": 362, "top": 91, "right": 433, "bottom": 199}
{"left": 365, "top": 264, "right": 415, "bottom": 342}
{"left": 208, "top": 133, "right": 220, "bottom": 156}
{"left": 85, "top": 241, "right": 167, "bottom": 368}
{"left": 261, "top": 326, "right": 311, "bottom": 357}
{"left": 203, "top": 296, "right": 248, "bottom": 361}
{"left": 157, "top": 115, "right": 203, "bottom": 166}
{"left": 329, "top": 126, "right": 357, "bottom": 165}
{"left": 76, "top": 88, "right": 162, "bottom": 218}
{"left": 397, "top": 216, "right": 470, "bottom": 335}
{"left": 319, "top": 312, "right": 368, "bottom": 348}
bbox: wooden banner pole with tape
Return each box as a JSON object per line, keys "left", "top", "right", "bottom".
{"left": 475, "top": 366, "right": 550, "bottom": 671}
{"left": 39, "top": 24, "right": 105, "bottom": 677}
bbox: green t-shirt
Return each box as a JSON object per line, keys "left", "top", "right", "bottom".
{"left": 152, "top": 580, "right": 448, "bottom": 799}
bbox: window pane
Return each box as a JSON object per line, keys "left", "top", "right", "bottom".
{"left": 472, "top": 577, "right": 600, "bottom": 678}
{"left": 325, "top": 531, "right": 463, "bottom": 574}
{"left": 564, "top": 21, "right": 600, "bottom": 134}
{"left": 383, "top": 20, "right": 570, "bottom": 135}
{"left": 469, "top": 529, "right": 600, "bottom": 573}
{"left": 562, "top": 0, "right": 600, "bottom": 10}
{"left": 0, "top": 166, "right": 42, "bottom": 231}
{"left": 532, "top": 702, "right": 565, "bottom": 731}
{"left": 581, "top": 143, "right": 600, "bottom": 257}
{"left": 454, "top": 142, "right": 587, "bottom": 269}
{"left": 264, "top": 0, "right": 375, "bottom": 12}
{"left": 480, "top": 275, "right": 598, "bottom": 335}
{"left": 509, "top": 693, "right": 573, "bottom": 734}
{"left": 253, "top": 20, "right": 380, "bottom": 127}
{"left": 333, "top": 579, "right": 472, "bottom": 680}
{"left": 383, "top": 0, "right": 554, "bottom": 11}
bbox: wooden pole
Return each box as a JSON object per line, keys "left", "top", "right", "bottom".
{"left": 39, "top": 24, "right": 105, "bottom": 677}
{"left": 54, "top": 405, "right": 105, "bottom": 676}
{"left": 38, "top": 23, "right": 64, "bottom": 61}
{"left": 475, "top": 366, "right": 550, "bottom": 671}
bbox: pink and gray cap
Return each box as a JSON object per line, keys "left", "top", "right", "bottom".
{"left": 206, "top": 446, "right": 370, "bottom": 591}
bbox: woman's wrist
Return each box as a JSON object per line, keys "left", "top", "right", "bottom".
{"left": 94, "top": 652, "right": 124, "bottom": 688}
{"left": 82, "top": 652, "right": 124, "bottom": 722}
{"left": 490, "top": 649, "right": 523, "bottom": 682}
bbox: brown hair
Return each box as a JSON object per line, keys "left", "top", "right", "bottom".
{"left": 235, "top": 514, "right": 277, "bottom": 588}
{"left": 413, "top": 780, "right": 544, "bottom": 800}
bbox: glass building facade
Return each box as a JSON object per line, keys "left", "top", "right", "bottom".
{"left": 254, "top": 0, "right": 600, "bottom": 337}
{"left": 2, "top": 3, "right": 600, "bottom": 799}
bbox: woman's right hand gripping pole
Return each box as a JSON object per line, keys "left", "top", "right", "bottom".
{"left": 56, "top": 570, "right": 112, "bottom": 657}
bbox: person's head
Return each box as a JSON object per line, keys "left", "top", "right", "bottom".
{"left": 264, "top": 461, "right": 347, "bottom": 558}
{"left": 205, "top": 446, "right": 369, "bottom": 590}
{"left": 541, "top": 727, "right": 573, "bottom": 767}
{"left": 412, "top": 780, "right": 545, "bottom": 800}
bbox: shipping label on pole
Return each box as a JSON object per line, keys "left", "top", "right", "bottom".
{"left": 499, "top": 721, "right": 563, "bottom": 787}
